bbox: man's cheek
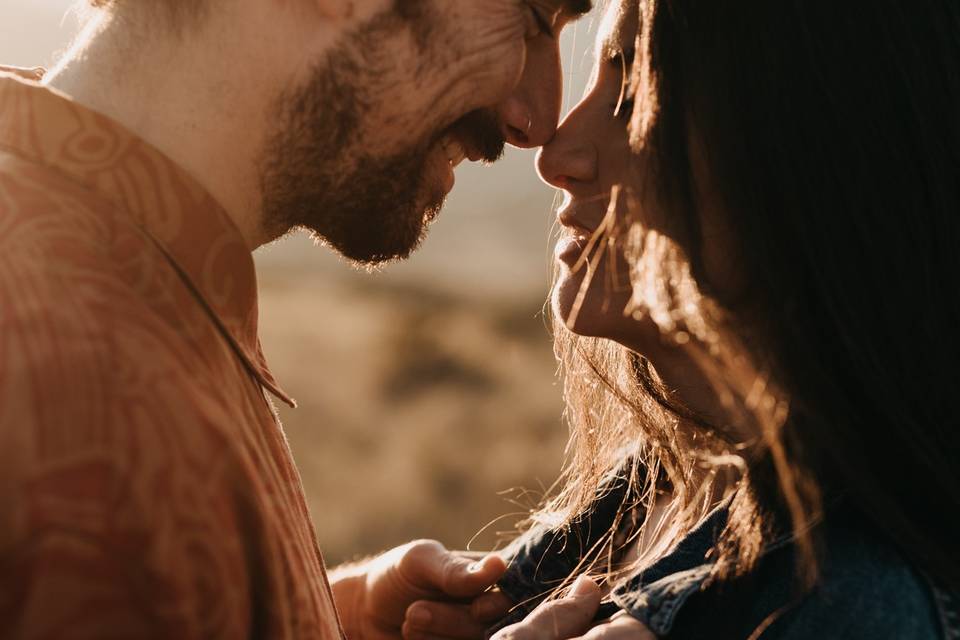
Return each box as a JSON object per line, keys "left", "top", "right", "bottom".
{"left": 431, "top": 1, "right": 530, "bottom": 105}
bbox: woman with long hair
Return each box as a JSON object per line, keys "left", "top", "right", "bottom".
{"left": 401, "top": 0, "right": 960, "bottom": 637}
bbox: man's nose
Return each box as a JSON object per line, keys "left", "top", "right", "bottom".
{"left": 496, "top": 37, "right": 563, "bottom": 148}
{"left": 498, "top": 95, "right": 557, "bottom": 148}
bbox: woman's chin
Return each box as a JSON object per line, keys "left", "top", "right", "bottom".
{"left": 551, "top": 276, "right": 632, "bottom": 340}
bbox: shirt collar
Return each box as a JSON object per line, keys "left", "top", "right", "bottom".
{"left": 608, "top": 503, "right": 732, "bottom": 635}
{"left": 0, "top": 68, "right": 295, "bottom": 407}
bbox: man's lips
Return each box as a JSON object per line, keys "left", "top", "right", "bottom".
{"left": 435, "top": 130, "right": 490, "bottom": 172}
{"left": 440, "top": 136, "right": 468, "bottom": 168}
{"left": 444, "top": 108, "right": 506, "bottom": 163}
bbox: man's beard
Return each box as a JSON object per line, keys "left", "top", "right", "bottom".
{"left": 259, "top": 12, "right": 506, "bottom": 267}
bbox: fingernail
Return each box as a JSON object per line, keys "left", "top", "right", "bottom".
{"left": 568, "top": 575, "right": 596, "bottom": 598}
{"left": 408, "top": 607, "right": 432, "bottom": 627}
{"left": 468, "top": 560, "right": 484, "bottom": 573}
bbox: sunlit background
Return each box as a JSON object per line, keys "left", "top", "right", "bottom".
{"left": 0, "top": 1, "right": 600, "bottom": 563}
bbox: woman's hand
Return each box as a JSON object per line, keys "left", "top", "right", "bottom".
{"left": 579, "top": 611, "right": 657, "bottom": 640}
{"left": 490, "top": 576, "right": 603, "bottom": 640}
{"left": 330, "top": 540, "right": 508, "bottom": 640}
{"left": 407, "top": 575, "right": 656, "bottom": 640}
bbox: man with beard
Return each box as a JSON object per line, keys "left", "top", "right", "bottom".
{"left": 0, "top": 0, "right": 588, "bottom": 637}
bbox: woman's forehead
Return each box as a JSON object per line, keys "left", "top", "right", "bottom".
{"left": 596, "top": 0, "right": 639, "bottom": 59}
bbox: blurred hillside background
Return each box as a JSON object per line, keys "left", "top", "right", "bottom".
{"left": 1, "top": 1, "right": 599, "bottom": 563}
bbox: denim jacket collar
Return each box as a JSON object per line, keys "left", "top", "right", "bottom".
{"left": 491, "top": 484, "right": 952, "bottom": 640}
{"left": 492, "top": 487, "right": 732, "bottom": 637}
{"left": 607, "top": 504, "right": 729, "bottom": 635}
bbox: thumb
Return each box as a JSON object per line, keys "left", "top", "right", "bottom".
{"left": 399, "top": 542, "right": 507, "bottom": 599}
{"left": 522, "top": 576, "right": 601, "bottom": 636}
{"left": 566, "top": 575, "right": 601, "bottom": 599}
{"left": 441, "top": 553, "right": 508, "bottom": 598}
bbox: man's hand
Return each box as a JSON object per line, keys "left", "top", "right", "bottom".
{"left": 330, "top": 540, "right": 509, "bottom": 640}
{"left": 402, "top": 579, "right": 513, "bottom": 640}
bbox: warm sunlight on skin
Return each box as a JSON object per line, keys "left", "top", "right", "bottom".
{"left": 537, "top": 0, "right": 767, "bottom": 435}
{"left": 538, "top": 0, "right": 639, "bottom": 342}
{"left": 44, "top": 0, "right": 591, "bottom": 258}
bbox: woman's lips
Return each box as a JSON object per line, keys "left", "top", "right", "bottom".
{"left": 555, "top": 205, "right": 604, "bottom": 266}
{"left": 557, "top": 200, "right": 605, "bottom": 234}
{"left": 555, "top": 234, "right": 588, "bottom": 265}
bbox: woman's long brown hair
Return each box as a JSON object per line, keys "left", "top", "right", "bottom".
{"left": 532, "top": 0, "right": 960, "bottom": 593}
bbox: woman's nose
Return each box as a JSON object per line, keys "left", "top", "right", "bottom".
{"left": 537, "top": 133, "right": 598, "bottom": 191}
{"left": 497, "top": 37, "right": 563, "bottom": 148}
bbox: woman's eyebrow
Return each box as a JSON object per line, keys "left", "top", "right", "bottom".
{"left": 601, "top": 41, "right": 636, "bottom": 67}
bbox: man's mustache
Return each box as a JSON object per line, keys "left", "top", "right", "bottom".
{"left": 446, "top": 108, "right": 506, "bottom": 163}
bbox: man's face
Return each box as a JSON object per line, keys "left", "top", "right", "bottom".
{"left": 260, "top": 0, "right": 589, "bottom": 266}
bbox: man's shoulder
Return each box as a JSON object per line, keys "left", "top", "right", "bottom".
{"left": 0, "top": 149, "right": 230, "bottom": 444}
{"left": 0, "top": 149, "right": 212, "bottom": 365}
{"left": 0, "top": 147, "right": 112, "bottom": 216}
{"left": 0, "top": 149, "right": 126, "bottom": 288}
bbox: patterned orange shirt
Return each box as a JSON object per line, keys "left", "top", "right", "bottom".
{"left": 0, "top": 69, "right": 345, "bottom": 639}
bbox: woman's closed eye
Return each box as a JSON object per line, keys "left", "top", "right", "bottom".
{"left": 608, "top": 49, "right": 637, "bottom": 119}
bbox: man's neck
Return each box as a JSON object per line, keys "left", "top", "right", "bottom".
{"left": 43, "top": 9, "right": 275, "bottom": 250}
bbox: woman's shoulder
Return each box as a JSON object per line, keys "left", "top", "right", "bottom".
{"left": 766, "top": 520, "right": 946, "bottom": 639}
{"left": 636, "top": 508, "right": 949, "bottom": 639}
{"left": 492, "top": 492, "right": 953, "bottom": 639}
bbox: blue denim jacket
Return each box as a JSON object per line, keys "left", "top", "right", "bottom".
{"left": 489, "top": 475, "right": 958, "bottom": 639}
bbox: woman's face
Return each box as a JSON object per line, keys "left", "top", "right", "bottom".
{"left": 541, "top": 0, "right": 742, "bottom": 343}
{"left": 539, "top": 0, "right": 749, "bottom": 429}
{"left": 538, "top": 0, "right": 643, "bottom": 343}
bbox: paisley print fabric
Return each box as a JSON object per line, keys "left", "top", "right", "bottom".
{"left": 0, "top": 69, "right": 345, "bottom": 640}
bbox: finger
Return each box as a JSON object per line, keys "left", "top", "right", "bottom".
{"left": 581, "top": 612, "right": 656, "bottom": 640}
{"left": 404, "top": 629, "right": 484, "bottom": 640}
{"left": 524, "top": 576, "right": 601, "bottom": 632}
{"left": 471, "top": 591, "right": 514, "bottom": 623}
{"left": 494, "top": 576, "right": 601, "bottom": 640}
{"left": 400, "top": 542, "right": 508, "bottom": 599}
{"left": 404, "top": 602, "right": 489, "bottom": 640}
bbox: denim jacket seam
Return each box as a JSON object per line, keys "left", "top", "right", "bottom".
{"left": 610, "top": 565, "right": 711, "bottom": 635}
{"left": 924, "top": 575, "right": 960, "bottom": 640}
